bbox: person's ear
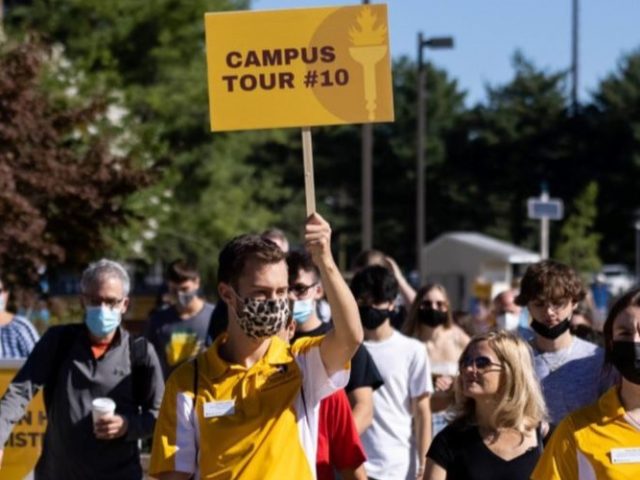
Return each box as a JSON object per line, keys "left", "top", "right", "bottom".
{"left": 120, "top": 297, "right": 130, "bottom": 314}
{"left": 314, "top": 284, "right": 324, "bottom": 301}
{"left": 218, "top": 283, "right": 235, "bottom": 306}
{"left": 194, "top": 277, "right": 201, "bottom": 290}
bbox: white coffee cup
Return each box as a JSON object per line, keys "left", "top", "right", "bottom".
{"left": 91, "top": 397, "right": 116, "bottom": 424}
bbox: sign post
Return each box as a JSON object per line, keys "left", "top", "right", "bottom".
{"left": 527, "top": 186, "right": 564, "bottom": 259}
{"left": 204, "top": 5, "right": 394, "bottom": 215}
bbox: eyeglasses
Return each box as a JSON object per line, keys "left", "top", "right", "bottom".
{"left": 84, "top": 296, "right": 125, "bottom": 309}
{"left": 531, "top": 300, "right": 570, "bottom": 313}
{"left": 460, "top": 355, "right": 502, "bottom": 371}
{"left": 289, "top": 282, "right": 318, "bottom": 297}
{"left": 420, "top": 300, "right": 447, "bottom": 310}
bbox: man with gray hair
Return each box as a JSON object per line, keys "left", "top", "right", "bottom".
{"left": 0, "top": 259, "right": 164, "bottom": 479}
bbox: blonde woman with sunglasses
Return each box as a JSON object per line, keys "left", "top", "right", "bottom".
{"left": 423, "top": 331, "right": 548, "bottom": 480}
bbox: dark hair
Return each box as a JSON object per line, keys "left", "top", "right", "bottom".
{"left": 350, "top": 265, "right": 398, "bottom": 304}
{"left": 286, "top": 250, "right": 319, "bottom": 285}
{"left": 166, "top": 259, "right": 199, "bottom": 283}
{"left": 515, "top": 260, "right": 586, "bottom": 306}
{"left": 218, "top": 234, "right": 285, "bottom": 287}
{"left": 603, "top": 287, "right": 640, "bottom": 368}
{"left": 352, "top": 249, "right": 386, "bottom": 271}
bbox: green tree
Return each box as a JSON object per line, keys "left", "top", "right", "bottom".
{"left": 443, "top": 52, "right": 572, "bottom": 251}
{"left": 5, "top": 0, "right": 294, "bottom": 285}
{"left": 0, "top": 39, "right": 151, "bottom": 284}
{"left": 554, "top": 182, "right": 602, "bottom": 273}
{"left": 589, "top": 49, "right": 640, "bottom": 266}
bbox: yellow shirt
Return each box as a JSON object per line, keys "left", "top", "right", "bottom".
{"left": 532, "top": 386, "right": 640, "bottom": 480}
{"left": 149, "top": 334, "right": 348, "bottom": 479}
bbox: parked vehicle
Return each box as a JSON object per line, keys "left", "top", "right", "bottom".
{"left": 599, "top": 264, "right": 636, "bottom": 296}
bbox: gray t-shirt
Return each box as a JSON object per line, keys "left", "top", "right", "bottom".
{"left": 145, "top": 302, "right": 214, "bottom": 378}
{"left": 533, "top": 336, "right": 613, "bottom": 424}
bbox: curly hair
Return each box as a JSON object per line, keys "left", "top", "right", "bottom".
{"left": 515, "top": 260, "right": 586, "bottom": 306}
{"left": 451, "top": 331, "right": 547, "bottom": 432}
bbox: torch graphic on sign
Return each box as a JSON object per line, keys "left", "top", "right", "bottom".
{"left": 348, "top": 7, "right": 388, "bottom": 121}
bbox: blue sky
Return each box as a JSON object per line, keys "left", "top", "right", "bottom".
{"left": 253, "top": 0, "right": 640, "bottom": 106}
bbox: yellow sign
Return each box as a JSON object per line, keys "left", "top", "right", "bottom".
{"left": 0, "top": 360, "right": 46, "bottom": 480}
{"left": 205, "top": 4, "right": 394, "bottom": 131}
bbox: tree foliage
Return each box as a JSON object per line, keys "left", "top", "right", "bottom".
{"left": 554, "top": 182, "right": 602, "bottom": 273}
{"left": 0, "top": 39, "right": 151, "bottom": 284}
{"left": 4, "top": 2, "right": 640, "bottom": 284}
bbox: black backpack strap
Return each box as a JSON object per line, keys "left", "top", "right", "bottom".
{"left": 43, "top": 324, "right": 81, "bottom": 412}
{"left": 128, "top": 334, "right": 150, "bottom": 409}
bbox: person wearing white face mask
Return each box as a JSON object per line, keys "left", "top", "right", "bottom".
{"left": 0, "top": 259, "right": 164, "bottom": 479}
{"left": 492, "top": 290, "right": 534, "bottom": 342}
{"left": 145, "top": 259, "right": 214, "bottom": 378}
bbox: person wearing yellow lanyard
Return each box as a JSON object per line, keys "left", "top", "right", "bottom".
{"left": 533, "top": 287, "right": 640, "bottom": 479}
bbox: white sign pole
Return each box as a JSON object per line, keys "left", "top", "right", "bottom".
{"left": 540, "top": 190, "right": 549, "bottom": 259}
{"left": 301, "top": 127, "right": 316, "bottom": 216}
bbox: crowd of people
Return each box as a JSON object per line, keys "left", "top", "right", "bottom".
{"left": 0, "top": 213, "right": 639, "bottom": 479}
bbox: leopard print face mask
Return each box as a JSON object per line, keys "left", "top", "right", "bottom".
{"left": 232, "top": 294, "right": 290, "bottom": 340}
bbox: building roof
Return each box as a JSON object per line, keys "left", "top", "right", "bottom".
{"left": 425, "top": 232, "right": 540, "bottom": 264}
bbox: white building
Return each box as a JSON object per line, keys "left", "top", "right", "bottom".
{"left": 422, "top": 232, "right": 540, "bottom": 310}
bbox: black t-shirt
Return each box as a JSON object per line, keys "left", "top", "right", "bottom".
{"left": 427, "top": 421, "right": 543, "bottom": 480}
{"left": 293, "top": 321, "right": 384, "bottom": 393}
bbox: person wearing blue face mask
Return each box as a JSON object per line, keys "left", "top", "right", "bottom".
{"left": 287, "top": 251, "right": 384, "bottom": 435}
{"left": 0, "top": 259, "right": 164, "bottom": 480}
{"left": 144, "top": 259, "right": 214, "bottom": 379}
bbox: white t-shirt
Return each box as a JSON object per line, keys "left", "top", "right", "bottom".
{"left": 362, "top": 331, "right": 434, "bottom": 480}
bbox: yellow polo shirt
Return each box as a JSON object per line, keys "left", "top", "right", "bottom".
{"left": 532, "top": 386, "right": 640, "bottom": 480}
{"left": 149, "top": 334, "right": 349, "bottom": 479}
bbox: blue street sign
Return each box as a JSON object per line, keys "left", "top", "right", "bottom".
{"left": 527, "top": 198, "right": 564, "bottom": 220}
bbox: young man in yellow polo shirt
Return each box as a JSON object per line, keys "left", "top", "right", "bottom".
{"left": 150, "top": 213, "right": 363, "bottom": 479}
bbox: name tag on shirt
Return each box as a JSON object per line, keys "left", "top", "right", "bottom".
{"left": 203, "top": 400, "right": 235, "bottom": 418}
{"left": 611, "top": 447, "right": 640, "bottom": 464}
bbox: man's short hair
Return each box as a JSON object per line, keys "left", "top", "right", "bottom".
{"left": 515, "top": 259, "right": 586, "bottom": 306}
{"left": 166, "top": 259, "right": 199, "bottom": 283}
{"left": 350, "top": 265, "right": 398, "bottom": 304}
{"left": 286, "top": 251, "right": 319, "bottom": 285}
{"left": 218, "top": 234, "right": 286, "bottom": 287}
{"left": 261, "top": 228, "right": 289, "bottom": 252}
{"left": 81, "top": 259, "right": 130, "bottom": 296}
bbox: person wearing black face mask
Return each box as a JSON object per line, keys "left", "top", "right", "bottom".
{"left": 402, "top": 284, "right": 470, "bottom": 439}
{"left": 515, "top": 260, "right": 616, "bottom": 424}
{"left": 351, "top": 266, "right": 433, "bottom": 480}
{"left": 533, "top": 287, "right": 640, "bottom": 479}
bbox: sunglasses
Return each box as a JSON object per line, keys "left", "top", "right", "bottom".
{"left": 460, "top": 355, "right": 502, "bottom": 370}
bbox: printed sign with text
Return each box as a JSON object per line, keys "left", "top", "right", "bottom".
{"left": 205, "top": 4, "right": 394, "bottom": 131}
{"left": 0, "top": 361, "right": 46, "bottom": 480}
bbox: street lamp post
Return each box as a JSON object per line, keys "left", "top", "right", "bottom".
{"left": 416, "top": 34, "right": 453, "bottom": 283}
{"left": 361, "top": 0, "right": 373, "bottom": 250}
